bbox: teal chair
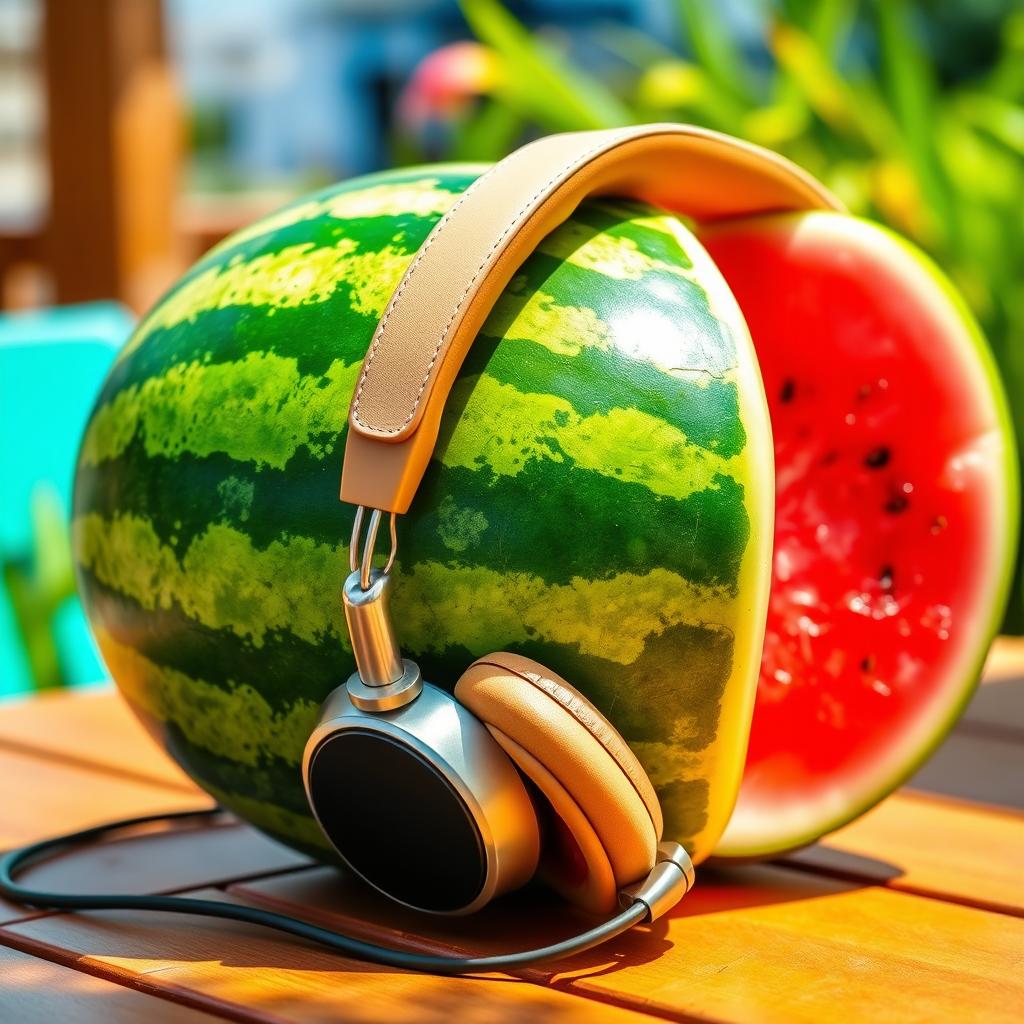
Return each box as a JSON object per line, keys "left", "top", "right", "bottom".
{"left": 1, "top": 303, "right": 134, "bottom": 697}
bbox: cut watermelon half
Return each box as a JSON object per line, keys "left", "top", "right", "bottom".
{"left": 700, "top": 212, "right": 1019, "bottom": 858}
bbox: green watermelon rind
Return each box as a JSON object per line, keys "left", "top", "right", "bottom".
{"left": 713, "top": 217, "right": 1020, "bottom": 860}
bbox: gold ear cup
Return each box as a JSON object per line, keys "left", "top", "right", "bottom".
{"left": 454, "top": 652, "right": 661, "bottom": 914}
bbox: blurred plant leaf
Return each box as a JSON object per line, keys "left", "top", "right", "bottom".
{"left": 634, "top": 59, "right": 743, "bottom": 130}
{"left": 769, "top": 20, "right": 895, "bottom": 154}
{"left": 805, "top": 0, "right": 857, "bottom": 52}
{"left": 955, "top": 92, "right": 1024, "bottom": 157}
{"left": 450, "top": 98, "right": 524, "bottom": 162}
{"left": 2, "top": 484, "right": 76, "bottom": 691}
{"left": 459, "top": 0, "right": 630, "bottom": 131}
{"left": 876, "top": 0, "right": 956, "bottom": 247}
{"left": 592, "top": 22, "right": 680, "bottom": 70}
{"left": 674, "top": 0, "right": 756, "bottom": 110}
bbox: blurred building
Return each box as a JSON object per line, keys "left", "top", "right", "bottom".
{"left": 169, "top": 0, "right": 679, "bottom": 186}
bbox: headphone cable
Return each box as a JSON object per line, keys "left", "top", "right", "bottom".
{"left": 0, "top": 807, "right": 649, "bottom": 975}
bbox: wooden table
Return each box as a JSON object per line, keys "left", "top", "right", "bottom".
{"left": 1, "top": 641, "right": 1022, "bottom": 1023}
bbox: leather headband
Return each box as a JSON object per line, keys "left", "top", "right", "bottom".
{"left": 341, "top": 123, "right": 842, "bottom": 513}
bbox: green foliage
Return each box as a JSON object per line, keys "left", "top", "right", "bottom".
{"left": 433, "top": 0, "right": 1024, "bottom": 630}
{"left": 3, "top": 485, "right": 77, "bottom": 690}
{"left": 460, "top": 0, "right": 631, "bottom": 131}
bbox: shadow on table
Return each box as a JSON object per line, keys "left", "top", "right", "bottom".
{"left": 907, "top": 665, "right": 1024, "bottom": 811}
{"left": 215, "top": 853, "right": 888, "bottom": 981}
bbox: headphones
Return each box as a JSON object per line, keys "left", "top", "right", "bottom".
{"left": 0, "top": 125, "right": 841, "bottom": 972}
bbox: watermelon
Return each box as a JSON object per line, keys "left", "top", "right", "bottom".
{"left": 72, "top": 165, "right": 1015, "bottom": 868}
{"left": 73, "top": 167, "right": 772, "bottom": 863}
{"left": 701, "top": 213, "right": 1017, "bottom": 857}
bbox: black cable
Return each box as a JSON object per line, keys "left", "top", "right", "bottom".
{"left": 0, "top": 808, "right": 648, "bottom": 975}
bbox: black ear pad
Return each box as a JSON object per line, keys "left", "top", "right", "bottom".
{"left": 303, "top": 680, "right": 540, "bottom": 915}
{"left": 307, "top": 728, "right": 490, "bottom": 913}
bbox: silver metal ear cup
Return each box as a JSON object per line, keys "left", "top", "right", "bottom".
{"left": 303, "top": 680, "right": 541, "bottom": 915}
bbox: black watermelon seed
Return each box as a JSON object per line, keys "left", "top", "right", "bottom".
{"left": 779, "top": 378, "right": 796, "bottom": 403}
{"left": 864, "top": 446, "right": 891, "bottom": 469}
{"left": 860, "top": 655, "right": 876, "bottom": 673}
{"left": 885, "top": 494, "right": 909, "bottom": 514}
{"left": 879, "top": 565, "right": 894, "bottom": 591}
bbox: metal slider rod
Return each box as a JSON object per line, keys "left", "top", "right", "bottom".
{"left": 342, "top": 569, "right": 404, "bottom": 687}
{"left": 343, "top": 507, "right": 422, "bottom": 712}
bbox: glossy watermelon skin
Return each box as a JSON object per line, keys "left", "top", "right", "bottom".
{"left": 73, "top": 166, "right": 773, "bottom": 862}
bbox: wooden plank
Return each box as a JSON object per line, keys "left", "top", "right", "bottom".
{"left": 0, "top": 730, "right": 305, "bottom": 924}
{"left": 169, "top": 866, "right": 1024, "bottom": 1022}
{"left": 0, "top": 689, "right": 197, "bottom": 794}
{"left": 782, "top": 790, "right": 1024, "bottom": 915}
{"left": 230, "top": 853, "right": 1024, "bottom": 1022}
{"left": 0, "top": 944, "right": 221, "bottom": 1023}
{"left": 0, "top": 746, "right": 207, "bottom": 850}
{"left": 0, "top": 896, "right": 45, "bottom": 929}
{"left": 555, "top": 864, "right": 1024, "bottom": 1023}
{"left": 3, "top": 820, "right": 308, "bottom": 915}
{"left": 1, "top": 889, "right": 654, "bottom": 1024}
{"left": 899, "top": 649, "right": 1024, "bottom": 809}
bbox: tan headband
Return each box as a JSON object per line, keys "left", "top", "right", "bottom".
{"left": 341, "top": 123, "right": 842, "bottom": 513}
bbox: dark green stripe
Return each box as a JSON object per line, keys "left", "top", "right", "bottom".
{"left": 163, "top": 723, "right": 310, "bottom": 816}
{"left": 76, "top": 434, "right": 748, "bottom": 591}
{"left": 80, "top": 570, "right": 345, "bottom": 710}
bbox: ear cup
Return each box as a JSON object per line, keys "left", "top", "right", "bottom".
{"left": 454, "top": 652, "right": 661, "bottom": 913}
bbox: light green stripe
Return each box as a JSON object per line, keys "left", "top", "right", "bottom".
{"left": 75, "top": 513, "right": 350, "bottom": 649}
{"left": 81, "top": 352, "right": 358, "bottom": 471}
{"left": 396, "top": 561, "right": 737, "bottom": 666}
{"left": 488, "top": 277, "right": 736, "bottom": 376}
{"left": 436, "top": 495, "right": 489, "bottom": 553}
{"left": 118, "top": 197, "right": 724, "bottom": 373}
{"left": 536, "top": 217, "right": 697, "bottom": 280}
{"left": 440, "top": 374, "right": 744, "bottom": 502}
{"left": 77, "top": 514, "right": 738, "bottom": 665}
{"left": 485, "top": 282, "right": 611, "bottom": 358}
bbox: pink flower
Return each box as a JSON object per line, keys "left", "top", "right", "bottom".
{"left": 400, "top": 42, "right": 500, "bottom": 123}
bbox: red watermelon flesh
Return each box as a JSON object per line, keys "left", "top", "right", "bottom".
{"left": 701, "top": 213, "right": 1017, "bottom": 856}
